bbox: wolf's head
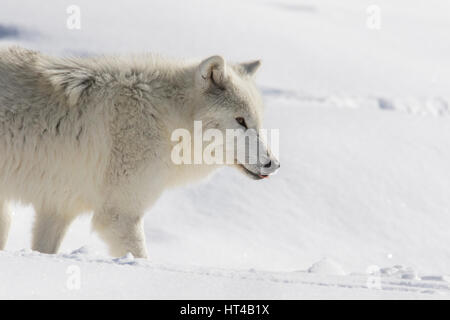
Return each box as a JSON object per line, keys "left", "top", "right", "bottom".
{"left": 192, "top": 55, "right": 280, "bottom": 180}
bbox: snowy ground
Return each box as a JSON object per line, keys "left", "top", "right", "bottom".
{"left": 1, "top": 0, "right": 450, "bottom": 299}
{"left": 2, "top": 250, "right": 450, "bottom": 299}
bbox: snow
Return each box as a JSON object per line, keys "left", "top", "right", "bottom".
{"left": 1, "top": 0, "right": 450, "bottom": 299}
{"left": 307, "top": 258, "right": 346, "bottom": 276}
{"left": 2, "top": 250, "right": 450, "bottom": 299}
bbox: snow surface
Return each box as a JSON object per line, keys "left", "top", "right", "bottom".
{"left": 1, "top": 0, "right": 450, "bottom": 299}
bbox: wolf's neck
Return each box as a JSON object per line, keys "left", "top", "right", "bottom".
{"left": 155, "top": 65, "right": 198, "bottom": 135}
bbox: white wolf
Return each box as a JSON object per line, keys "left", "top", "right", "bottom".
{"left": 0, "top": 47, "right": 279, "bottom": 258}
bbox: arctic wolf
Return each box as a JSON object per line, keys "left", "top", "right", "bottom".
{"left": 0, "top": 47, "right": 279, "bottom": 258}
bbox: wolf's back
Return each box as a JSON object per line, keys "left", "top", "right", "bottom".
{"left": 0, "top": 47, "right": 43, "bottom": 106}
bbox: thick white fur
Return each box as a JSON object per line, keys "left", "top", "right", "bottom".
{"left": 0, "top": 47, "right": 278, "bottom": 258}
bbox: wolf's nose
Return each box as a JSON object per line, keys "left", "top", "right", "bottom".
{"left": 263, "top": 160, "right": 272, "bottom": 168}
{"left": 273, "top": 159, "right": 280, "bottom": 169}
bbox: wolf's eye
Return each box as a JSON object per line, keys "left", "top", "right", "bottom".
{"left": 235, "top": 117, "right": 248, "bottom": 129}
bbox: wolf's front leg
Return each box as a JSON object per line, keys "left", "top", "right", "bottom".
{"left": 32, "top": 208, "right": 75, "bottom": 254}
{"left": 0, "top": 201, "right": 12, "bottom": 250}
{"left": 92, "top": 208, "right": 148, "bottom": 258}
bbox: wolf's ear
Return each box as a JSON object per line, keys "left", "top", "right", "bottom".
{"left": 197, "top": 55, "right": 226, "bottom": 90}
{"left": 239, "top": 60, "right": 261, "bottom": 76}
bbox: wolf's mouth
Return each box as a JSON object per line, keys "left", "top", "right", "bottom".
{"left": 238, "top": 164, "right": 269, "bottom": 180}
